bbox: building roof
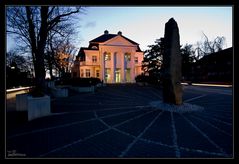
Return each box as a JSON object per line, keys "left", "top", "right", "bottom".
{"left": 90, "top": 34, "right": 117, "bottom": 43}
{"left": 77, "top": 31, "right": 143, "bottom": 55}
{"left": 199, "top": 47, "right": 233, "bottom": 62}
{"left": 89, "top": 33, "right": 139, "bottom": 45}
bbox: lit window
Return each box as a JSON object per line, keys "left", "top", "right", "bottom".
{"left": 80, "top": 69, "right": 84, "bottom": 77}
{"left": 125, "top": 53, "right": 131, "bottom": 61}
{"left": 92, "top": 56, "right": 97, "bottom": 63}
{"left": 126, "top": 68, "right": 131, "bottom": 82}
{"left": 105, "top": 68, "right": 111, "bottom": 82}
{"left": 96, "top": 70, "right": 100, "bottom": 78}
{"left": 105, "top": 53, "right": 111, "bottom": 61}
{"left": 86, "top": 69, "right": 90, "bottom": 77}
{"left": 134, "top": 57, "right": 138, "bottom": 63}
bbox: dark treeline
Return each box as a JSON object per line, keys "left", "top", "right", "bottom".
{"left": 137, "top": 34, "right": 232, "bottom": 85}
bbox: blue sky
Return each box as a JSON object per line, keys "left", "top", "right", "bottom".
{"left": 7, "top": 6, "right": 232, "bottom": 52}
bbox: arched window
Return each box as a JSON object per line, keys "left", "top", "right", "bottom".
{"left": 134, "top": 57, "right": 138, "bottom": 63}
{"left": 124, "top": 52, "right": 131, "bottom": 61}
{"left": 92, "top": 56, "right": 97, "bottom": 63}
{"left": 104, "top": 52, "right": 111, "bottom": 61}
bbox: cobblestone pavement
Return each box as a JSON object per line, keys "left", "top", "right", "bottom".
{"left": 6, "top": 84, "right": 233, "bottom": 158}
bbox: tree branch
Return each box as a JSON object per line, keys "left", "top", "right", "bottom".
{"left": 47, "top": 8, "right": 80, "bottom": 31}
{"left": 26, "top": 7, "right": 37, "bottom": 53}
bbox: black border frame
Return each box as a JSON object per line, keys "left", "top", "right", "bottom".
{"left": 1, "top": 0, "right": 238, "bottom": 160}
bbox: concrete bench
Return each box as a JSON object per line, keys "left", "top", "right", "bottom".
{"left": 16, "top": 93, "right": 51, "bottom": 121}
{"left": 27, "top": 95, "right": 51, "bottom": 121}
{"left": 70, "top": 86, "right": 95, "bottom": 93}
{"left": 51, "top": 87, "right": 68, "bottom": 97}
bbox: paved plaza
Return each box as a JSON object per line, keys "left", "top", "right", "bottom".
{"left": 6, "top": 84, "right": 233, "bottom": 158}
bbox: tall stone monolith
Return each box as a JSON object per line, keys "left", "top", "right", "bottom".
{"left": 162, "top": 18, "right": 182, "bottom": 105}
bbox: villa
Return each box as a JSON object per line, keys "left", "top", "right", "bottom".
{"left": 71, "top": 30, "right": 144, "bottom": 83}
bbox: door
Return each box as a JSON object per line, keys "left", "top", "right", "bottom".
{"left": 115, "top": 69, "right": 121, "bottom": 83}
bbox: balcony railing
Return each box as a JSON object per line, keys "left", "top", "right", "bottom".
{"left": 80, "top": 61, "right": 100, "bottom": 66}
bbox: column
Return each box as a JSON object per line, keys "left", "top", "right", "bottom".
{"left": 130, "top": 52, "right": 135, "bottom": 82}
{"left": 121, "top": 52, "right": 126, "bottom": 83}
{"left": 111, "top": 52, "right": 115, "bottom": 83}
{"left": 101, "top": 52, "right": 105, "bottom": 82}
{"left": 114, "top": 52, "right": 117, "bottom": 82}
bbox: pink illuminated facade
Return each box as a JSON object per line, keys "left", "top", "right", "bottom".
{"left": 71, "top": 30, "right": 144, "bottom": 83}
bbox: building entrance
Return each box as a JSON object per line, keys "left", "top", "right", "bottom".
{"left": 115, "top": 69, "right": 121, "bottom": 83}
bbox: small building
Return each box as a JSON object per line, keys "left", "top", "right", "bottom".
{"left": 191, "top": 47, "right": 233, "bottom": 83}
{"left": 71, "top": 30, "right": 144, "bottom": 83}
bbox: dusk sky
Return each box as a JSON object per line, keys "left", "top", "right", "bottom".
{"left": 7, "top": 6, "right": 232, "bottom": 53}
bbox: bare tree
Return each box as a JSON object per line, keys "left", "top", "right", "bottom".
{"left": 7, "top": 6, "right": 81, "bottom": 96}
{"left": 47, "top": 38, "right": 77, "bottom": 79}
{"left": 195, "top": 32, "right": 226, "bottom": 60}
{"left": 45, "top": 26, "right": 78, "bottom": 79}
{"left": 55, "top": 41, "right": 77, "bottom": 75}
{"left": 7, "top": 50, "right": 27, "bottom": 71}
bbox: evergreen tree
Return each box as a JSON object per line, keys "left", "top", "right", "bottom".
{"left": 180, "top": 44, "right": 196, "bottom": 81}
{"left": 142, "top": 38, "right": 164, "bottom": 78}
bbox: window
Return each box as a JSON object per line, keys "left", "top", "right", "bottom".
{"left": 126, "top": 68, "right": 131, "bottom": 82}
{"left": 115, "top": 69, "right": 121, "bottom": 83}
{"left": 86, "top": 69, "right": 90, "bottom": 77}
{"left": 134, "top": 57, "right": 138, "bottom": 63}
{"left": 92, "top": 56, "right": 97, "bottom": 63}
{"left": 125, "top": 53, "right": 131, "bottom": 62}
{"left": 96, "top": 70, "right": 100, "bottom": 78}
{"left": 105, "top": 68, "right": 111, "bottom": 83}
{"left": 105, "top": 53, "right": 111, "bottom": 61}
{"left": 80, "top": 69, "right": 84, "bottom": 77}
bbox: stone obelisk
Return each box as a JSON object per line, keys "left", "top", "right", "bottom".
{"left": 162, "top": 18, "right": 182, "bottom": 105}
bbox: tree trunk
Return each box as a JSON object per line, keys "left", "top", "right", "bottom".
{"left": 46, "top": 51, "right": 54, "bottom": 80}
{"left": 48, "top": 38, "right": 55, "bottom": 80}
{"left": 26, "top": 6, "right": 49, "bottom": 96}
{"left": 33, "top": 49, "right": 46, "bottom": 95}
{"left": 33, "top": 7, "right": 49, "bottom": 95}
{"left": 49, "top": 60, "right": 54, "bottom": 79}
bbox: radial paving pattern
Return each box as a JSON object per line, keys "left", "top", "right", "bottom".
{"left": 6, "top": 84, "right": 233, "bottom": 158}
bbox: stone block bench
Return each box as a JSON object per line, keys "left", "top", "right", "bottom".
{"left": 51, "top": 87, "right": 68, "bottom": 97}
{"left": 70, "top": 86, "right": 95, "bottom": 93}
{"left": 16, "top": 94, "right": 51, "bottom": 121}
